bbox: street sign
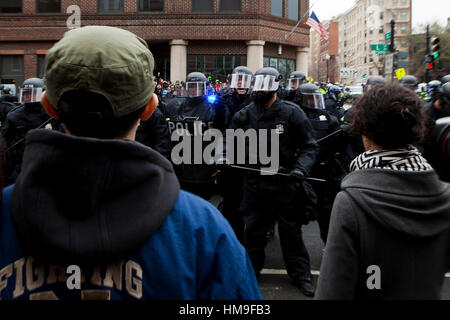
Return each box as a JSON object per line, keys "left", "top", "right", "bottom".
{"left": 340, "top": 68, "right": 358, "bottom": 79}
{"left": 385, "top": 53, "right": 394, "bottom": 75}
{"left": 385, "top": 32, "right": 391, "bottom": 41}
{"left": 371, "top": 44, "right": 389, "bottom": 55}
{"left": 396, "top": 68, "right": 406, "bottom": 80}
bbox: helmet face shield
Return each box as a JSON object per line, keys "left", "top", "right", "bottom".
{"left": 229, "top": 74, "right": 253, "bottom": 89}
{"left": 288, "top": 79, "right": 302, "bottom": 91}
{"left": 253, "top": 75, "right": 279, "bottom": 92}
{"left": 302, "top": 93, "right": 325, "bottom": 110}
{"left": 19, "top": 85, "right": 43, "bottom": 103}
{"left": 183, "top": 82, "right": 207, "bottom": 98}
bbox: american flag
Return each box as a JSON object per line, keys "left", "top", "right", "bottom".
{"left": 306, "top": 11, "right": 329, "bottom": 41}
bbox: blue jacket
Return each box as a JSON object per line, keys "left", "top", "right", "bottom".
{"left": 0, "top": 129, "right": 262, "bottom": 300}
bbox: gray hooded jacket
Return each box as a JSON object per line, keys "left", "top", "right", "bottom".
{"left": 316, "top": 169, "right": 450, "bottom": 300}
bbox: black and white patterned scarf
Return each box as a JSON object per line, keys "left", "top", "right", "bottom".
{"left": 350, "top": 146, "right": 433, "bottom": 172}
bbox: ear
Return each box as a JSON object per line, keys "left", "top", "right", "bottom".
{"left": 140, "top": 93, "right": 159, "bottom": 121}
{"left": 40, "top": 92, "right": 60, "bottom": 119}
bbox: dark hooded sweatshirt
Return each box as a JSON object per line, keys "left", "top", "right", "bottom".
{"left": 0, "top": 129, "right": 261, "bottom": 300}
{"left": 316, "top": 169, "right": 450, "bottom": 300}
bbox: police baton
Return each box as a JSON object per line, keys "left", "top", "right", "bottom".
{"left": 316, "top": 129, "right": 344, "bottom": 145}
{"left": 223, "top": 164, "right": 326, "bottom": 183}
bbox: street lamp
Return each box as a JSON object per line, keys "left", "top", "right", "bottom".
{"left": 326, "top": 54, "right": 331, "bottom": 83}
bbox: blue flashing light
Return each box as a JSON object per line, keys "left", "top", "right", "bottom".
{"left": 207, "top": 95, "right": 217, "bottom": 104}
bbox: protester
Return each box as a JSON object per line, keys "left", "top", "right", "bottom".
{"left": 316, "top": 83, "right": 450, "bottom": 300}
{"left": 0, "top": 26, "right": 262, "bottom": 300}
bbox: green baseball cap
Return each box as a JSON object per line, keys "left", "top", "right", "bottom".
{"left": 45, "top": 26, "right": 155, "bottom": 118}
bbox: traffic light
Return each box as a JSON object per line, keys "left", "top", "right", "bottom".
{"left": 393, "top": 52, "right": 399, "bottom": 69}
{"left": 431, "top": 37, "right": 440, "bottom": 60}
{"left": 427, "top": 62, "right": 434, "bottom": 70}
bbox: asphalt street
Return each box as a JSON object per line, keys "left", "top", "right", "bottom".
{"left": 210, "top": 195, "right": 450, "bottom": 300}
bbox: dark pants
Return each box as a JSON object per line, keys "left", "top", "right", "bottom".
{"left": 220, "top": 169, "right": 245, "bottom": 243}
{"left": 240, "top": 175, "right": 312, "bottom": 283}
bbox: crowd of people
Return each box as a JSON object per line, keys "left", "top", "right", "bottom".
{"left": 0, "top": 26, "right": 449, "bottom": 300}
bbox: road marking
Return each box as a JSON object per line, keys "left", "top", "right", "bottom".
{"left": 261, "top": 269, "right": 320, "bottom": 276}
{"left": 262, "top": 269, "right": 450, "bottom": 278}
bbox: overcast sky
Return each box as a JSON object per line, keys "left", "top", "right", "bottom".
{"left": 310, "top": 0, "right": 450, "bottom": 31}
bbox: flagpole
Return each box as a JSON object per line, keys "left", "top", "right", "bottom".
{"left": 285, "top": 0, "right": 319, "bottom": 41}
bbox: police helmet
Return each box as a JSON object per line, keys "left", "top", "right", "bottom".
{"left": 437, "top": 82, "right": 450, "bottom": 106}
{"left": 253, "top": 67, "right": 282, "bottom": 92}
{"left": 297, "top": 83, "right": 325, "bottom": 110}
{"left": 229, "top": 66, "right": 253, "bottom": 90}
{"left": 184, "top": 72, "right": 208, "bottom": 98}
{"left": 287, "top": 71, "right": 307, "bottom": 91}
{"left": 366, "top": 76, "right": 386, "bottom": 86}
{"left": 400, "top": 75, "right": 419, "bottom": 89}
{"left": 441, "top": 75, "right": 450, "bottom": 85}
{"left": 19, "top": 78, "right": 46, "bottom": 103}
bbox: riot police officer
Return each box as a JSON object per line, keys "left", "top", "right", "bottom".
{"left": 400, "top": 75, "right": 419, "bottom": 91}
{"left": 135, "top": 107, "right": 171, "bottom": 159}
{"left": 293, "top": 83, "right": 351, "bottom": 243}
{"left": 223, "top": 66, "right": 254, "bottom": 122}
{"left": 1, "top": 78, "right": 58, "bottom": 184}
{"left": 229, "top": 67, "right": 319, "bottom": 297}
{"left": 281, "top": 71, "right": 307, "bottom": 102}
{"left": 218, "top": 66, "right": 254, "bottom": 241}
{"left": 324, "top": 85, "right": 345, "bottom": 120}
{"left": 422, "top": 82, "right": 450, "bottom": 182}
{"left": 362, "top": 76, "right": 386, "bottom": 93}
{"left": 165, "top": 72, "right": 224, "bottom": 199}
{"left": 441, "top": 74, "right": 450, "bottom": 85}
{"left": 427, "top": 80, "right": 442, "bottom": 101}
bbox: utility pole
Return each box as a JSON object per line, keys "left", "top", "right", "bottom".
{"left": 425, "top": 25, "right": 430, "bottom": 83}
{"left": 390, "top": 19, "right": 396, "bottom": 81}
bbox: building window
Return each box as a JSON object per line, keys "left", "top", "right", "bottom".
{"left": 0, "top": 55, "right": 24, "bottom": 87}
{"left": 380, "top": 12, "right": 384, "bottom": 19}
{"left": 154, "top": 56, "right": 170, "bottom": 80}
{"left": 139, "top": 0, "right": 164, "bottom": 12}
{"left": 369, "top": 27, "right": 374, "bottom": 35}
{"left": 288, "top": 0, "right": 299, "bottom": 21}
{"left": 37, "top": 55, "right": 46, "bottom": 79}
{"left": 219, "top": 0, "right": 241, "bottom": 12}
{"left": 192, "top": 0, "right": 214, "bottom": 13}
{"left": 0, "top": 0, "right": 22, "bottom": 13}
{"left": 379, "top": 0, "right": 384, "bottom": 6}
{"left": 401, "top": 26, "right": 407, "bottom": 34}
{"left": 393, "top": 0, "right": 398, "bottom": 5}
{"left": 263, "top": 57, "right": 295, "bottom": 85}
{"left": 98, "top": 0, "right": 123, "bottom": 13}
{"left": 379, "top": 26, "right": 384, "bottom": 33}
{"left": 271, "top": 0, "right": 284, "bottom": 18}
{"left": 401, "top": 0, "right": 407, "bottom": 4}
{"left": 400, "top": 39, "right": 407, "bottom": 47}
{"left": 187, "top": 55, "right": 246, "bottom": 82}
{"left": 37, "top": 0, "right": 61, "bottom": 13}
{"left": 401, "top": 11, "right": 407, "bottom": 19}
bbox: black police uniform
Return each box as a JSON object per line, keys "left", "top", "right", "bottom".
{"left": 296, "top": 103, "right": 351, "bottom": 243}
{"left": 229, "top": 97, "right": 319, "bottom": 284}
{"left": 136, "top": 108, "right": 171, "bottom": 159}
{"left": 324, "top": 93, "right": 344, "bottom": 120}
{"left": 165, "top": 95, "right": 222, "bottom": 199}
{"left": 1, "top": 102, "right": 57, "bottom": 184}
{"left": 217, "top": 91, "right": 253, "bottom": 242}
{"left": 422, "top": 99, "right": 450, "bottom": 182}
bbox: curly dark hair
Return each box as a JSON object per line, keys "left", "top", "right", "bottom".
{"left": 349, "top": 83, "right": 427, "bottom": 149}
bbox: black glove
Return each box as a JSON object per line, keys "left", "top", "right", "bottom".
{"left": 289, "top": 168, "right": 306, "bottom": 180}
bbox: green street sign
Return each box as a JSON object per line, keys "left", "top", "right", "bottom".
{"left": 371, "top": 44, "right": 389, "bottom": 54}
{"left": 385, "top": 32, "right": 391, "bottom": 41}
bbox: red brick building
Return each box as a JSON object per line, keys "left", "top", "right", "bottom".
{"left": 0, "top": 0, "right": 310, "bottom": 87}
{"left": 309, "top": 20, "right": 339, "bottom": 84}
